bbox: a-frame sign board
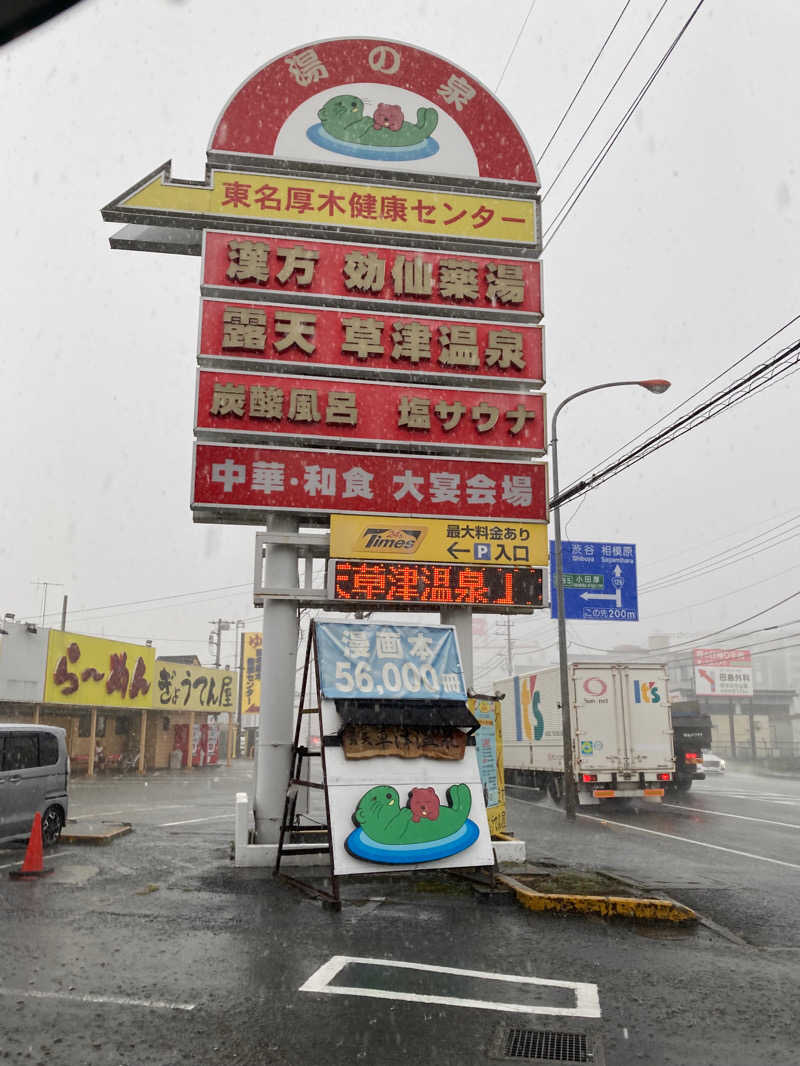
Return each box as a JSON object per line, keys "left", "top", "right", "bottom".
{"left": 275, "top": 620, "right": 495, "bottom": 908}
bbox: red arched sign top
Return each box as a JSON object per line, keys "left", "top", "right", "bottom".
{"left": 210, "top": 38, "right": 538, "bottom": 186}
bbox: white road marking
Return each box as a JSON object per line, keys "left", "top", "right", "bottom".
{"left": 0, "top": 987, "right": 195, "bottom": 1011}
{"left": 582, "top": 815, "right": 800, "bottom": 870}
{"left": 158, "top": 814, "right": 231, "bottom": 827}
{"left": 300, "top": 955, "right": 601, "bottom": 1019}
{"left": 662, "top": 802, "right": 800, "bottom": 830}
{"left": 0, "top": 850, "right": 71, "bottom": 872}
{"left": 70, "top": 804, "right": 188, "bottom": 819}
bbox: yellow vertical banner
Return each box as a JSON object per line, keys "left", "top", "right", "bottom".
{"left": 469, "top": 697, "right": 506, "bottom": 835}
{"left": 242, "top": 632, "right": 262, "bottom": 714}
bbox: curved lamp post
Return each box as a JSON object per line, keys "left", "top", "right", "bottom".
{"left": 551, "top": 379, "right": 671, "bottom": 820}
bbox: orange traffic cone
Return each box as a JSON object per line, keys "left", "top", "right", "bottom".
{"left": 9, "top": 812, "right": 54, "bottom": 879}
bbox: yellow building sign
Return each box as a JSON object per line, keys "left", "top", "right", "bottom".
{"left": 469, "top": 697, "right": 506, "bottom": 836}
{"left": 330, "top": 514, "right": 549, "bottom": 567}
{"left": 120, "top": 166, "right": 536, "bottom": 245}
{"left": 152, "top": 662, "right": 237, "bottom": 714}
{"left": 44, "top": 632, "right": 155, "bottom": 709}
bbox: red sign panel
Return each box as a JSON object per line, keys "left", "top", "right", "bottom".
{"left": 202, "top": 231, "right": 542, "bottom": 317}
{"left": 193, "top": 443, "right": 547, "bottom": 522}
{"left": 693, "top": 649, "right": 752, "bottom": 667}
{"left": 200, "top": 299, "right": 543, "bottom": 388}
{"left": 330, "top": 560, "right": 545, "bottom": 608}
{"left": 209, "top": 38, "right": 538, "bottom": 185}
{"left": 196, "top": 369, "right": 545, "bottom": 455}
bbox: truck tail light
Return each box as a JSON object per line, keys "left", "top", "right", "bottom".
{"left": 657, "top": 773, "right": 671, "bottom": 781}
{"left": 685, "top": 752, "right": 698, "bottom": 763}
{"left": 581, "top": 773, "right": 598, "bottom": 783}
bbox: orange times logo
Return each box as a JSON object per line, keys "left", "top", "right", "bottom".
{"left": 358, "top": 526, "right": 427, "bottom": 554}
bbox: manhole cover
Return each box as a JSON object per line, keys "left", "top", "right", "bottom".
{"left": 489, "top": 1027, "right": 604, "bottom": 1063}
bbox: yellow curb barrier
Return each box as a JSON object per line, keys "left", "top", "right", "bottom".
{"left": 497, "top": 873, "right": 697, "bottom": 924}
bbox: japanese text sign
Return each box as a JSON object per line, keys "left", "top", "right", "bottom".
{"left": 44, "top": 632, "right": 155, "bottom": 708}
{"left": 469, "top": 697, "right": 506, "bottom": 835}
{"left": 202, "top": 233, "right": 542, "bottom": 317}
{"left": 153, "top": 662, "right": 237, "bottom": 713}
{"left": 200, "top": 299, "right": 543, "bottom": 388}
{"left": 193, "top": 442, "right": 547, "bottom": 522}
{"left": 329, "top": 514, "right": 549, "bottom": 566}
{"left": 550, "top": 540, "right": 638, "bottom": 622}
{"left": 196, "top": 369, "right": 545, "bottom": 456}
{"left": 693, "top": 649, "right": 753, "bottom": 698}
{"left": 330, "top": 560, "right": 545, "bottom": 610}
{"left": 209, "top": 38, "right": 538, "bottom": 185}
{"left": 242, "top": 631, "right": 262, "bottom": 714}
{"left": 120, "top": 168, "right": 536, "bottom": 245}
{"left": 315, "top": 621, "right": 467, "bottom": 701}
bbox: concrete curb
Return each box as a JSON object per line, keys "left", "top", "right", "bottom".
{"left": 497, "top": 872, "right": 697, "bottom": 923}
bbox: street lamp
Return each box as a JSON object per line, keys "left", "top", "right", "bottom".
{"left": 551, "top": 379, "right": 671, "bottom": 820}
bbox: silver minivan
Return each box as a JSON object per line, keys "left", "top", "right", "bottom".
{"left": 0, "top": 725, "right": 69, "bottom": 846}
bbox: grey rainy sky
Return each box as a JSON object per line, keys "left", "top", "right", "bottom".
{"left": 1, "top": 0, "right": 798, "bottom": 676}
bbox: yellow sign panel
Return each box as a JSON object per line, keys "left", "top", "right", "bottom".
{"left": 152, "top": 662, "right": 237, "bottom": 714}
{"left": 122, "top": 168, "right": 536, "bottom": 245}
{"left": 330, "top": 514, "right": 549, "bottom": 567}
{"left": 241, "top": 631, "right": 262, "bottom": 714}
{"left": 44, "top": 631, "right": 155, "bottom": 709}
{"left": 469, "top": 697, "right": 506, "bottom": 836}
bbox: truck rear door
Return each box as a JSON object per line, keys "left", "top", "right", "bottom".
{"left": 571, "top": 666, "right": 623, "bottom": 772}
{"left": 620, "top": 666, "right": 673, "bottom": 771}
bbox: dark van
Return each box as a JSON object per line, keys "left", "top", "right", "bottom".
{"left": 0, "top": 725, "right": 69, "bottom": 846}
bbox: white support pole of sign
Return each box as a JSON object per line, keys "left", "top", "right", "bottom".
{"left": 440, "top": 607, "right": 473, "bottom": 689}
{"left": 254, "top": 513, "right": 299, "bottom": 844}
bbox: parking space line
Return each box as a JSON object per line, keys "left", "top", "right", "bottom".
{"left": 158, "top": 814, "right": 231, "bottom": 827}
{"left": 662, "top": 802, "right": 800, "bottom": 830}
{"left": 582, "top": 815, "right": 800, "bottom": 870}
{"left": 0, "top": 988, "right": 195, "bottom": 1011}
{"left": 300, "top": 955, "right": 601, "bottom": 1018}
{"left": 0, "top": 850, "right": 71, "bottom": 872}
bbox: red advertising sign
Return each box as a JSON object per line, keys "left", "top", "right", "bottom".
{"left": 196, "top": 369, "right": 545, "bottom": 456}
{"left": 202, "top": 231, "right": 542, "bottom": 317}
{"left": 693, "top": 649, "right": 752, "bottom": 666}
{"left": 199, "top": 299, "right": 543, "bottom": 388}
{"left": 209, "top": 38, "right": 538, "bottom": 186}
{"left": 193, "top": 443, "right": 547, "bottom": 522}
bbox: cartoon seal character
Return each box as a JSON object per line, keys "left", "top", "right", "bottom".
{"left": 317, "top": 95, "right": 438, "bottom": 148}
{"left": 353, "top": 784, "right": 471, "bottom": 845}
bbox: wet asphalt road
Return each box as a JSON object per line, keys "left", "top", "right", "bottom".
{"left": 1, "top": 764, "right": 798, "bottom": 1066}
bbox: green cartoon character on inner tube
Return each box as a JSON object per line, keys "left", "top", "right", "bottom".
{"left": 317, "top": 94, "right": 439, "bottom": 148}
{"left": 352, "top": 784, "right": 472, "bottom": 845}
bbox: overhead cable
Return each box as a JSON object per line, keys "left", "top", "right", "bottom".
{"left": 543, "top": 0, "right": 707, "bottom": 248}
{"left": 538, "top": 0, "right": 633, "bottom": 165}
{"left": 541, "top": 0, "right": 666, "bottom": 191}
{"left": 551, "top": 338, "right": 800, "bottom": 509}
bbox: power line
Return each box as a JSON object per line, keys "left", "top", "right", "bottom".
{"left": 543, "top": 0, "right": 707, "bottom": 248}
{"left": 495, "top": 0, "right": 538, "bottom": 94}
{"left": 538, "top": 0, "right": 633, "bottom": 165}
{"left": 541, "top": 0, "right": 666, "bottom": 193}
{"left": 31, "top": 581, "right": 251, "bottom": 624}
{"left": 551, "top": 337, "right": 800, "bottom": 509}
{"left": 641, "top": 560, "right": 800, "bottom": 622}
{"left": 560, "top": 312, "right": 800, "bottom": 500}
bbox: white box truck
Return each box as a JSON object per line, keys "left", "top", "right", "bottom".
{"left": 495, "top": 663, "right": 674, "bottom": 805}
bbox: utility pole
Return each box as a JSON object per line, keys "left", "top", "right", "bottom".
{"left": 505, "top": 616, "right": 513, "bottom": 677}
{"left": 61, "top": 595, "right": 68, "bottom": 631}
{"left": 209, "top": 618, "right": 232, "bottom": 668}
{"left": 32, "top": 579, "right": 63, "bottom": 627}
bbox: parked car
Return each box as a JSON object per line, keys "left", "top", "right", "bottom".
{"left": 701, "top": 750, "right": 726, "bottom": 773}
{"left": 0, "top": 725, "right": 69, "bottom": 846}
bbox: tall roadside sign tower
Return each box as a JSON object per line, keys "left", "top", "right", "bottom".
{"left": 103, "top": 38, "right": 546, "bottom": 842}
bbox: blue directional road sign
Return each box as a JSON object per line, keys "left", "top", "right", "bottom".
{"left": 549, "top": 541, "right": 638, "bottom": 621}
